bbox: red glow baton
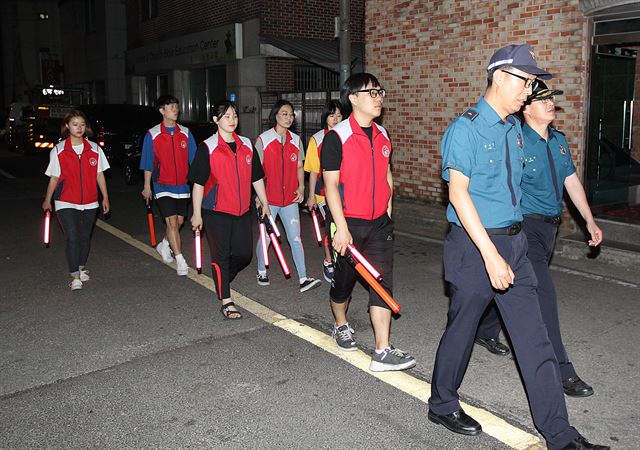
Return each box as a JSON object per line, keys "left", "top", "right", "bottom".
{"left": 44, "top": 210, "right": 51, "bottom": 247}
{"left": 195, "top": 229, "right": 202, "bottom": 274}
{"left": 257, "top": 206, "right": 270, "bottom": 267}
{"left": 268, "top": 215, "right": 281, "bottom": 238}
{"left": 311, "top": 209, "right": 322, "bottom": 246}
{"left": 259, "top": 222, "right": 269, "bottom": 267}
{"left": 146, "top": 202, "right": 157, "bottom": 247}
{"left": 346, "top": 244, "right": 382, "bottom": 281}
{"left": 269, "top": 230, "right": 290, "bottom": 277}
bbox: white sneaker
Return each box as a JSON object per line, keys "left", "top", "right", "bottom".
{"left": 156, "top": 240, "right": 174, "bottom": 264}
{"left": 79, "top": 270, "right": 90, "bottom": 282}
{"left": 70, "top": 279, "right": 83, "bottom": 290}
{"left": 176, "top": 255, "right": 189, "bottom": 276}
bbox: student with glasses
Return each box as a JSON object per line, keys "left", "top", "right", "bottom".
{"left": 254, "top": 100, "right": 322, "bottom": 293}
{"left": 321, "top": 72, "right": 416, "bottom": 372}
{"left": 428, "top": 44, "right": 608, "bottom": 450}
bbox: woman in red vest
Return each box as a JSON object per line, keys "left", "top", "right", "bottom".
{"left": 254, "top": 100, "right": 321, "bottom": 293}
{"left": 42, "top": 110, "right": 110, "bottom": 291}
{"left": 189, "top": 100, "right": 270, "bottom": 320}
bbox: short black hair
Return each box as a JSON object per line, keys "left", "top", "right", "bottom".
{"left": 321, "top": 100, "right": 344, "bottom": 130}
{"left": 486, "top": 65, "right": 512, "bottom": 88}
{"left": 211, "top": 100, "right": 238, "bottom": 121}
{"left": 268, "top": 99, "right": 294, "bottom": 128}
{"left": 339, "top": 72, "right": 381, "bottom": 117}
{"left": 155, "top": 94, "right": 179, "bottom": 109}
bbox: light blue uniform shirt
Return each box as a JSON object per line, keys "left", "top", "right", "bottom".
{"left": 139, "top": 126, "right": 197, "bottom": 198}
{"left": 521, "top": 123, "right": 576, "bottom": 217}
{"left": 441, "top": 97, "right": 525, "bottom": 228}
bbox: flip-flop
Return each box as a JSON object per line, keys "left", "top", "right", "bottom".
{"left": 220, "top": 301, "right": 243, "bottom": 320}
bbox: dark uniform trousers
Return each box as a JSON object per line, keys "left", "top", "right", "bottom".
{"left": 429, "top": 224, "right": 579, "bottom": 449}
{"left": 475, "top": 217, "right": 577, "bottom": 381}
{"left": 523, "top": 216, "right": 577, "bottom": 381}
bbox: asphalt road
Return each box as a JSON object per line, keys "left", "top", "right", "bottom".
{"left": 1, "top": 145, "right": 637, "bottom": 449}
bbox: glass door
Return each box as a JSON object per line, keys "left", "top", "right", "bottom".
{"left": 586, "top": 21, "right": 640, "bottom": 223}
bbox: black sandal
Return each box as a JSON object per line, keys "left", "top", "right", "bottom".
{"left": 220, "top": 301, "right": 243, "bottom": 320}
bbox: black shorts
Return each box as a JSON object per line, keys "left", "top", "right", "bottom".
{"left": 329, "top": 214, "right": 394, "bottom": 309}
{"left": 155, "top": 196, "right": 189, "bottom": 218}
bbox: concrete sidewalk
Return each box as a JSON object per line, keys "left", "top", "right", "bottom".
{"left": 392, "top": 198, "right": 639, "bottom": 287}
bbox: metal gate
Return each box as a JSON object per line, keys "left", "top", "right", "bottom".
{"left": 260, "top": 90, "right": 340, "bottom": 146}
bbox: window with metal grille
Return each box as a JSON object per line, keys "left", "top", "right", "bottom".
{"left": 295, "top": 66, "right": 339, "bottom": 92}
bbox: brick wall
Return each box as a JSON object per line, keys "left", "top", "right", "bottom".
{"left": 129, "top": 0, "right": 262, "bottom": 47}
{"left": 266, "top": 57, "right": 298, "bottom": 92}
{"left": 128, "top": 0, "right": 365, "bottom": 47}
{"left": 365, "top": 0, "right": 589, "bottom": 204}
{"left": 261, "top": 0, "right": 365, "bottom": 41}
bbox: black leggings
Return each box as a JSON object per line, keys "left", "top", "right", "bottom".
{"left": 57, "top": 208, "right": 98, "bottom": 275}
{"left": 202, "top": 210, "right": 253, "bottom": 300}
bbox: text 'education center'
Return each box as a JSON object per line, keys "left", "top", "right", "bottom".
{"left": 126, "top": 0, "right": 639, "bottom": 222}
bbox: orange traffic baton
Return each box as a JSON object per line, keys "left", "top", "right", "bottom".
{"left": 146, "top": 201, "right": 157, "bottom": 247}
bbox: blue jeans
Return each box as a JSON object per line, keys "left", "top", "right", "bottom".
{"left": 256, "top": 203, "right": 307, "bottom": 280}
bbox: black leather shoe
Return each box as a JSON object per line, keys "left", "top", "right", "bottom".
{"left": 560, "top": 435, "right": 610, "bottom": 449}
{"left": 562, "top": 376, "right": 594, "bottom": 397}
{"left": 428, "top": 409, "right": 482, "bottom": 436}
{"left": 474, "top": 337, "right": 510, "bottom": 356}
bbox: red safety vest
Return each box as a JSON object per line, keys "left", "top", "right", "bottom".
{"left": 201, "top": 133, "right": 254, "bottom": 216}
{"left": 54, "top": 138, "right": 100, "bottom": 205}
{"left": 331, "top": 115, "right": 392, "bottom": 220}
{"left": 258, "top": 128, "right": 301, "bottom": 207}
{"left": 149, "top": 122, "right": 191, "bottom": 185}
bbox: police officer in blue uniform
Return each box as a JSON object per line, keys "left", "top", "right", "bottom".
{"left": 427, "top": 44, "right": 609, "bottom": 450}
{"left": 520, "top": 80, "right": 603, "bottom": 396}
{"left": 473, "top": 81, "right": 604, "bottom": 398}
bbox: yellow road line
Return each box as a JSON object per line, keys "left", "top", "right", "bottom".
{"left": 96, "top": 219, "right": 543, "bottom": 449}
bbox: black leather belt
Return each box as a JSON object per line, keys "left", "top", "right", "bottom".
{"left": 524, "top": 213, "right": 561, "bottom": 225}
{"left": 485, "top": 222, "right": 522, "bottom": 235}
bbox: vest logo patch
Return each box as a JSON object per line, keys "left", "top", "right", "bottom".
{"left": 180, "top": 140, "right": 187, "bottom": 149}
{"left": 246, "top": 154, "right": 252, "bottom": 165}
{"left": 382, "top": 145, "right": 390, "bottom": 158}
{"left": 89, "top": 157, "right": 98, "bottom": 167}
{"left": 290, "top": 153, "right": 297, "bottom": 162}
{"left": 559, "top": 144, "right": 567, "bottom": 155}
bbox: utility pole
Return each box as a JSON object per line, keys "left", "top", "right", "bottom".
{"left": 339, "top": 0, "right": 351, "bottom": 85}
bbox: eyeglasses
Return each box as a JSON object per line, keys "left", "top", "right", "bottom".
{"left": 501, "top": 70, "right": 538, "bottom": 89}
{"left": 355, "top": 88, "right": 386, "bottom": 98}
{"left": 278, "top": 112, "right": 296, "bottom": 118}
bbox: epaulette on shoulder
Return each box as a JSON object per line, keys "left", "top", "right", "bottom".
{"left": 550, "top": 127, "right": 565, "bottom": 136}
{"left": 460, "top": 108, "right": 479, "bottom": 121}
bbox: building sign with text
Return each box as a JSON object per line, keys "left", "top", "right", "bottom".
{"left": 126, "top": 23, "right": 242, "bottom": 74}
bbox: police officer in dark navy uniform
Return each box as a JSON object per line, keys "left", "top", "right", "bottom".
{"left": 520, "top": 80, "right": 603, "bottom": 395}
{"left": 427, "top": 44, "right": 609, "bottom": 450}
{"left": 474, "top": 81, "right": 604, "bottom": 398}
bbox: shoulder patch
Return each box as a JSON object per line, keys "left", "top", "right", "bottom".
{"left": 202, "top": 134, "right": 219, "bottom": 154}
{"left": 460, "top": 108, "right": 479, "bottom": 121}
{"left": 239, "top": 135, "right": 252, "bottom": 150}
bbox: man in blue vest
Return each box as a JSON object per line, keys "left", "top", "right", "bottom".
{"left": 427, "top": 44, "right": 608, "bottom": 450}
